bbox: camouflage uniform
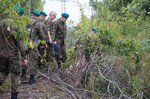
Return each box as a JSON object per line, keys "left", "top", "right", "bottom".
{"left": 28, "top": 19, "right": 48, "bottom": 83}
{"left": 75, "top": 31, "right": 99, "bottom": 87}
{"left": 0, "top": 19, "right": 27, "bottom": 94}
{"left": 20, "top": 18, "right": 36, "bottom": 79}
{"left": 45, "top": 18, "right": 55, "bottom": 41}
{"left": 45, "top": 18, "right": 56, "bottom": 62}
{"left": 75, "top": 33, "right": 98, "bottom": 61}
{"left": 36, "top": 20, "right": 47, "bottom": 68}
{"left": 26, "top": 18, "right": 36, "bottom": 31}
{"left": 37, "top": 11, "right": 47, "bottom": 63}
{"left": 54, "top": 18, "right": 67, "bottom": 65}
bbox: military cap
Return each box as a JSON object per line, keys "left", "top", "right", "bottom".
{"left": 14, "top": 6, "right": 25, "bottom": 14}
{"left": 61, "top": 13, "right": 69, "bottom": 18}
{"left": 40, "top": 11, "right": 47, "bottom": 17}
{"left": 91, "top": 28, "right": 98, "bottom": 33}
{"left": 31, "top": 11, "right": 40, "bottom": 16}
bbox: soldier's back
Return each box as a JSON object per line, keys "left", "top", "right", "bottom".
{"left": 45, "top": 18, "right": 55, "bottom": 41}
{"left": 30, "top": 19, "right": 48, "bottom": 42}
{"left": 0, "top": 19, "right": 19, "bottom": 58}
{"left": 29, "top": 19, "right": 41, "bottom": 41}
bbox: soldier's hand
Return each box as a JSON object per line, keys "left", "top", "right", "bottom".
{"left": 24, "top": 59, "right": 28, "bottom": 65}
{"left": 45, "top": 44, "right": 48, "bottom": 49}
{"left": 54, "top": 41, "right": 57, "bottom": 44}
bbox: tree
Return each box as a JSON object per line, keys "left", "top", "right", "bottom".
{"left": 0, "top": 0, "right": 45, "bottom": 20}
{"left": 66, "top": 0, "right": 150, "bottom": 98}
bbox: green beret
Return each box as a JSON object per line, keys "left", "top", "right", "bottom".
{"left": 31, "top": 11, "right": 40, "bottom": 17}
{"left": 14, "top": 6, "right": 25, "bottom": 14}
{"left": 91, "top": 28, "right": 98, "bottom": 33}
{"left": 40, "top": 11, "right": 47, "bottom": 17}
{"left": 61, "top": 13, "right": 69, "bottom": 18}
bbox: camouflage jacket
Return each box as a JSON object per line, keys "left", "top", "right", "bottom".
{"left": 45, "top": 18, "right": 55, "bottom": 41}
{"left": 54, "top": 18, "right": 67, "bottom": 41}
{"left": 26, "top": 18, "right": 36, "bottom": 31}
{"left": 0, "top": 19, "right": 27, "bottom": 59}
{"left": 75, "top": 33, "right": 99, "bottom": 61}
{"left": 29, "top": 19, "right": 48, "bottom": 43}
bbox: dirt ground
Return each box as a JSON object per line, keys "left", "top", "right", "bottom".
{"left": 0, "top": 70, "right": 71, "bottom": 99}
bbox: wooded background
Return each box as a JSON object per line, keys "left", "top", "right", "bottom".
{"left": 0, "top": 0, "right": 150, "bottom": 98}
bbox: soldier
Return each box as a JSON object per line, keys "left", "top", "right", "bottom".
{"left": 45, "top": 11, "right": 57, "bottom": 42}
{"left": 0, "top": 6, "right": 28, "bottom": 99}
{"left": 21, "top": 11, "right": 40, "bottom": 79}
{"left": 31, "top": 11, "right": 40, "bottom": 21}
{"left": 54, "top": 13, "right": 69, "bottom": 69}
{"left": 73, "top": 28, "right": 99, "bottom": 87}
{"left": 28, "top": 12, "right": 49, "bottom": 84}
{"left": 45, "top": 11, "right": 57, "bottom": 63}
{"left": 26, "top": 11, "right": 41, "bottom": 30}
{"left": 40, "top": 11, "right": 47, "bottom": 22}
{"left": 75, "top": 28, "right": 98, "bottom": 61}
{"left": 89, "top": 28, "right": 98, "bottom": 35}
{"left": 37, "top": 11, "right": 48, "bottom": 67}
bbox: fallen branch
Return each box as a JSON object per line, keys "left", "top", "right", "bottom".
{"left": 37, "top": 71, "right": 82, "bottom": 99}
{"left": 96, "top": 64, "right": 131, "bottom": 99}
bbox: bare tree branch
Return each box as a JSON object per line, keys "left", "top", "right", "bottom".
{"left": 96, "top": 64, "right": 131, "bottom": 99}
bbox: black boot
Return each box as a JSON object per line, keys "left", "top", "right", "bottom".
{"left": 21, "top": 69, "right": 27, "bottom": 78}
{"left": 11, "top": 92, "right": 18, "bottom": 99}
{"left": 57, "top": 62, "right": 62, "bottom": 69}
{"left": 62, "top": 56, "right": 67, "bottom": 63}
{"left": 29, "top": 75, "right": 36, "bottom": 84}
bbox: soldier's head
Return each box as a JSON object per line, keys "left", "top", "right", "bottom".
{"left": 31, "top": 11, "right": 40, "bottom": 20}
{"left": 89, "top": 28, "right": 98, "bottom": 35}
{"left": 61, "top": 13, "right": 69, "bottom": 22}
{"left": 49, "top": 11, "right": 57, "bottom": 20}
{"left": 39, "top": 11, "right": 47, "bottom": 21}
{"left": 14, "top": 6, "right": 25, "bottom": 19}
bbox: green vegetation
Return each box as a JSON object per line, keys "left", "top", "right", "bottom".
{"left": 66, "top": 0, "right": 150, "bottom": 98}
{"left": 0, "top": 0, "right": 149, "bottom": 98}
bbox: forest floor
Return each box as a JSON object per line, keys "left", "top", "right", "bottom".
{"left": 0, "top": 69, "right": 73, "bottom": 99}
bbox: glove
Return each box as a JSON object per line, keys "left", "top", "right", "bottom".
{"left": 48, "top": 42, "right": 54, "bottom": 48}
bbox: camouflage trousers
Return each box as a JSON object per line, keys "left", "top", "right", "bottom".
{"left": 60, "top": 43, "right": 67, "bottom": 61}
{"left": 28, "top": 48, "right": 38, "bottom": 75}
{"left": 46, "top": 45, "right": 55, "bottom": 63}
{"left": 38, "top": 45, "right": 46, "bottom": 68}
{"left": 37, "top": 44, "right": 58, "bottom": 70}
{"left": 38, "top": 45, "right": 46, "bottom": 59}
{"left": 0, "top": 57, "right": 21, "bottom": 94}
{"left": 21, "top": 58, "right": 28, "bottom": 69}
{"left": 55, "top": 39, "right": 67, "bottom": 62}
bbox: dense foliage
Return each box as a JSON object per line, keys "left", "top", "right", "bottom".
{"left": 0, "top": 0, "right": 44, "bottom": 20}
{"left": 66, "top": 0, "right": 150, "bottom": 98}
{"left": 0, "top": 0, "right": 45, "bottom": 47}
{"left": 0, "top": 0, "right": 149, "bottom": 98}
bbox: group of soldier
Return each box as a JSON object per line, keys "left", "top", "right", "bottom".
{"left": 0, "top": 6, "right": 69, "bottom": 99}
